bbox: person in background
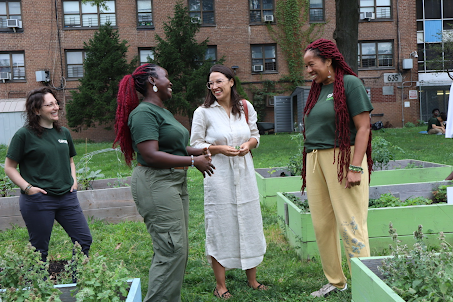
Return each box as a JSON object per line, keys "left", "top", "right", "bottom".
{"left": 427, "top": 108, "right": 445, "bottom": 134}
{"left": 190, "top": 65, "right": 267, "bottom": 300}
{"left": 114, "top": 63, "right": 215, "bottom": 302}
{"left": 4, "top": 87, "right": 92, "bottom": 262}
{"left": 302, "top": 39, "right": 373, "bottom": 298}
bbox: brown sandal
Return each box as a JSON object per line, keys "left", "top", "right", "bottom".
{"left": 248, "top": 282, "right": 268, "bottom": 290}
{"left": 213, "top": 288, "right": 232, "bottom": 299}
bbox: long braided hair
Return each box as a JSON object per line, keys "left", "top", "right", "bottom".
{"left": 301, "top": 39, "right": 372, "bottom": 191}
{"left": 113, "top": 63, "right": 160, "bottom": 166}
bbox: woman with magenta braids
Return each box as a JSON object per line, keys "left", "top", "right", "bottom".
{"left": 302, "top": 39, "right": 373, "bottom": 298}
{"left": 114, "top": 63, "right": 215, "bottom": 302}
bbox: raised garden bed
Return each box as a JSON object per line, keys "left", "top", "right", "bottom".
{"left": 256, "top": 159, "right": 453, "bottom": 207}
{"left": 351, "top": 256, "right": 404, "bottom": 302}
{"left": 0, "top": 278, "right": 142, "bottom": 302}
{"left": 277, "top": 181, "right": 453, "bottom": 259}
{"left": 0, "top": 177, "right": 141, "bottom": 231}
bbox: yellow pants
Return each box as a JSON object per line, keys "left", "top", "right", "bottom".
{"left": 306, "top": 147, "right": 370, "bottom": 289}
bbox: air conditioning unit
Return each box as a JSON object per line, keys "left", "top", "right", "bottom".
{"left": 253, "top": 65, "right": 264, "bottom": 72}
{"left": 360, "top": 12, "right": 375, "bottom": 20}
{"left": 191, "top": 16, "right": 201, "bottom": 24}
{"left": 264, "top": 15, "right": 274, "bottom": 22}
{"left": 0, "top": 72, "right": 11, "bottom": 80}
{"left": 7, "top": 19, "right": 22, "bottom": 28}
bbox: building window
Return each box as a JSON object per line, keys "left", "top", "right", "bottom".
{"left": 309, "top": 0, "right": 324, "bottom": 22}
{"left": 137, "top": 0, "right": 152, "bottom": 27}
{"left": 188, "top": 0, "right": 214, "bottom": 25}
{"left": 358, "top": 41, "right": 393, "bottom": 68}
{"left": 63, "top": 0, "right": 116, "bottom": 28}
{"left": 139, "top": 48, "right": 154, "bottom": 65}
{"left": 66, "top": 50, "right": 85, "bottom": 78}
{"left": 249, "top": 0, "right": 274, "bottom": 24}
{"left": 360, "top": 0, "right": 391, "bottom": 19}
{"left": 0, "top": 52, "right": 25, "bottom": 80}
{"left": 251, "top": 44, "right": 277, "bottom": 73}
{"left": 0, "top": 0, "right": 22, "bottom": 30}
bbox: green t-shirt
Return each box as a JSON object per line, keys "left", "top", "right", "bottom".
{"left": 304, "top": 75, "right": 374, "bottom": 153}
{"left": 427, "top": 117, "right": 440, "bottom": 131}
{"left": 7, "top": 126, "right": 77, "bottom": 195}
{"left": 128, "top": 102, "right": 189, "bottom": 165}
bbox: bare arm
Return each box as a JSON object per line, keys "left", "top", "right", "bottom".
{"left": 70, "top": 157, "right": 77, "bottom": 192}
{"left": 137, "top": 140, "right": 214, "bottom": 177}
{"left": 4, "top": 157, "right": 47, "bottom": 194}
{"left": 345, "top": 111, "right": 371, "bottom": 188}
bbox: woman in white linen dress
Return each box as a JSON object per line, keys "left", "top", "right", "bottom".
{"left": 190, "top": 65, "right": 267, "bottom": 299}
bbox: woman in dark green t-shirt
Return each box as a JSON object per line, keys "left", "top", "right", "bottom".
{"left": 4, "top": 87, "right": 92, "bottom": 262}
{"left": 114, "top": 63, "right": 215, "bottom": 302}
{"left": 302, "top": 39, "right": 373, "bottom": 298}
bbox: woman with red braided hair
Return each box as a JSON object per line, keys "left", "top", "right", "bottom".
{"left": 302, "top": 39, "right": 373, "bottom": 298}
{"left": 114, "top": 63, "right": 215, "bottom": 302}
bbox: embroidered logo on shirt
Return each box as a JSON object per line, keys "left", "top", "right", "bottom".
{"left": 326, "top": 93, "right": 334, "bottom": 101}
{"left": 58, "top": 139, "right": 68, "bottom": 144}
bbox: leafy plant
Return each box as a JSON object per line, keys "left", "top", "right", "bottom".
{"left": 432, "top": 184, "right": 449, "bottom": 203}
{"left": 282, "top": 192, "right": 310, "bottom": 213}
{"left": 404, "top": 122, "right": 416, "bottom": 128}
{"left": 0, "top": 244, "right": 62, "bottom": 301}
{"left": 76, "top": 167, "right": 105, "bottom": 190}
{"left": 69, "top": 243, "right": 130, "bottom": 302}
{"left": 369, "top": 193, "right": 435, "bottom": 208}
{"left": 371, "top": 136, "right": 404, "bottom": 170}
{"left": 379, "top": 224, "right": 453, "bottom": 301}
{"left": 287, "top": 132, "right": 304, "bottom": 176}
{"left": 0, "top": 174, "right": 15, "bottom": 197}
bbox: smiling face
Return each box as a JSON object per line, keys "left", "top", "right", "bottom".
{"left": 208, "top": 71, "right": 234, "bottom": 103}
{"left": 151, "top": 67, "right": 173, "bottom": 101}
{"left": 37, "top": 93, "right": 59, "bottom": 128}
{"left": 304, "top": 50, "right": 333, "bottom": 85}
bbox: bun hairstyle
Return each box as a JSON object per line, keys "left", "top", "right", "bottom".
{"left": 301, "top": 39, "right": 372, "bottom": 191}
{"left": 114, "top": 63, "right": 160, "bottom": 166}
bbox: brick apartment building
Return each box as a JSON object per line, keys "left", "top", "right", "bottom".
{"left": 0, "top": 0, "right": 450, "bottom": 143}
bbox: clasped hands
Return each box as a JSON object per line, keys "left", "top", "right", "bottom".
{"left": 220, "top": 143, "right": 250, "bottom": 157}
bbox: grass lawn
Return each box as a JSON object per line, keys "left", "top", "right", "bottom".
{"left": 1, "top": 126, "right": 452, "bottom": 301}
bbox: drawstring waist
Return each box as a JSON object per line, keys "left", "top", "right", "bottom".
{"left": 311, "top": 150, "right": 318, "bottom": 173}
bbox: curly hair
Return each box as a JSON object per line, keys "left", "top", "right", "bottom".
{"left": 113, "top": 63, "right": 160, "bottom": 166}
{"left": 25, "top": 87, "right": 61, "bottom": 137}
{"left": 203, "top": 64, "right": 243, "bottom": 117}
{"left": 301, "top": 39, "right": 373, "bottom": 191}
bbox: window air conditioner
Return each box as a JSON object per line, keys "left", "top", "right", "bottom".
{"left": 253, "top": 65, "right": 264, "bottom": 72}
{"left": 360, "top": 12, "right": 375, "bottom": 20}
{"left": 264, "top": 15, "right": 274, "bottom": 22}
{"left": 7, "top": 19, "right": 21, "bottom": 28}
{"left": 191, "top": 17, "right": 201, "bottom": 24}
{"left": 0, "top": 72, "right": 11, "bottom": 80}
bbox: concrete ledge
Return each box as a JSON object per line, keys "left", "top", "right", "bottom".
{"left": 0, "top": 187, "right": 142, "bottom": 231}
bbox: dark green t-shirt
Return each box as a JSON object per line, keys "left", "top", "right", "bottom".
{"left": 427, "top": 117, "right": 441, "bottom": 131}
{"left": 128, "top": 102, "right": 189, "bottom": 165}
{"left": 304, "top": 75, "right": 374, "bottom": 153}
{"left": 7, "top": 126, "right": 77, "bottom": 195}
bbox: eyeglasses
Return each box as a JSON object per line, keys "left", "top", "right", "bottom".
{"left": 206, "top": 79, "right": 226, "bottom": 89}
{"left": 42, "top": 101, "right": 60, "bottom": 108}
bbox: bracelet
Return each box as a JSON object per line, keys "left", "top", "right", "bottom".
{"left": 24, "top": 184, "right": 32, "bottom": 194}
{"left": 191, "top": 155, "right": 194, "bottom": 168}
{"left": 349, "top": 165, "right": 364, "bottom": 174}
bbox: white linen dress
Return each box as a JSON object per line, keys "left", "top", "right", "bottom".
{"left": 190, "top": 100, "right": 266, "bottom": 270}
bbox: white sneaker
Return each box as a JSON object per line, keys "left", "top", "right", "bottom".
{"left": 310, "top": 283, "right": 347, "bottom": 297}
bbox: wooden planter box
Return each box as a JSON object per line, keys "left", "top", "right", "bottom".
{"left": 256, "top": 159, "right": 453, "bottom": 207}
{"left": 351, "top": 257, "right": 404, "bottom": 302}
{"left": 0, "top": 278, "right": 142, "bottom": 302}
{"left": 277, "top": 186, "right": 453, "bottom": 260}
{"left": 0, "top": 186, "right": 142, "bottom": 231}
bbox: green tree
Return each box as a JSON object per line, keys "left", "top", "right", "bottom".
{"left": 67, "top": 23, "right": 137, "bottom": 130}
{"left": 151, "top": 1, "right": 223, "bottom": 120}
{"left": 427, "top": 27, "right": 453, "bottom": 80}
{"left": 334, "top": 0, "right": 359, "bottom": 73}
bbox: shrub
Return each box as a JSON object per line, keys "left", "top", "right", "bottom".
{"left": 405, "top": 122, "right": 416, "bottom": 128}
{"left": 379, "top": 224, "right": 453, "bottom": 301}
{"left": 371, "top": 136, "right": 404, "bottom": 170}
